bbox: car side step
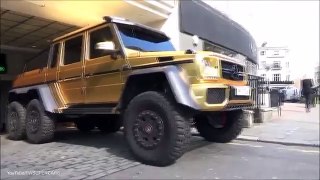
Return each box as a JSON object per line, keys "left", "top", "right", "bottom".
{"left": 62, "top": 107, "right": 116, "bottom": 115}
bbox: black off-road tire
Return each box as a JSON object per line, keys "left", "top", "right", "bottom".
{"left": 96, "top": 117, "right": 122, "bottom": 133}
{"left": 25, "top": 99, "right": 55, "bottom": 144}
{"left": 6, "top": 101, "right": 26, "bottom": 140}
{"left": 74, "top": 118, "right": 95, "bottom": 133}
{"left": 123, "top": 91, "right": 191, "bottom": 166}
{"left": 195, "top": 110, "right": 243, "bottom": 143}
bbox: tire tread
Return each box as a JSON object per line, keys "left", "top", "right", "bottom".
{"left": 26, "top": 99, "right": 55, "bottom": 144}
{"left": 7, "top": 101, "right": 26, "bottom": 140}
{"left": 124, "top": 91, "right": 191, "bottom": 166}
{"left": 196, "top": 111, "right": 243, "bottom": 143}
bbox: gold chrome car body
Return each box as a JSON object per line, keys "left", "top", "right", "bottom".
{"left": 179, "top": 54, "right": 252, "bottom": 111}
{"left": 11, "top": 18, "right": 252, "bottom": 113}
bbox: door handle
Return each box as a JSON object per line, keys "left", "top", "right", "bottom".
{"left": 122, "top": 64, "right": 131, "bottom": 71}
{"left": 81, "top": 87, "right": 85, "bottom": 95}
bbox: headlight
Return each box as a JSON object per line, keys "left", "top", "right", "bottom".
{"left": 203, "top": 66, "right": 219, "bottom": 79}
{"left": 195, "top": 55, "right": 220, "bottom": 79}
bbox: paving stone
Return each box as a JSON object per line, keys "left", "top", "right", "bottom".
{"left": 73, "top": 166, "right": 93, "bottom": 173}
{"left": 1, "top": 131, "right": 140, "bottom": 179}
{"left": 118, "top": 160, "right": 133, "bottom": 167}
{"left": 86, "top": 172, "right": 108, "bottom": 179}
{"left": 118, "top": 163, "right": 139, "bottom": 170}
{"left": 86, "top": 169, "right": 105, "bottom": 176}
{"left": 74, "top": 164, "right": 92, "bottom": 169}
{"left": 70, "top": 175, "right": 88, "bottom": 180}
{"left": 106, "top": 168, "right": 122, "bottom": 174}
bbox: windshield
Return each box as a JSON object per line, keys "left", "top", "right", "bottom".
{"left": 117, "top": 23, "right": 175, "bottom": 52}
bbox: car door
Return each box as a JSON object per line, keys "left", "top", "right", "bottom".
{"left": 84, "top": 24, "right": 127, "bottom": 104}
{"left": 44, "top": 42, "right": 66, "bottom": 107}
{"left": 46, "top": 43, "right": 60, "bottom": 83}
{"left": 57, "top": 34, "right": 85, "bottom": 105}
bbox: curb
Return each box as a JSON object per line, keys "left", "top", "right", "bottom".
{"left": 237, "top": 136, "right": 320, "bottom": 148}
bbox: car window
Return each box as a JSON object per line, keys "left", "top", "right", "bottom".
{"left": 64, "top": 35, "right": 83, "bottom": 65}
{"left": 50, "top": 43, "right": 60, "bottom": 68}
{"left": 89, "top": 26, "right": 114, "bottom": 59}
{"left": 117, "top": 23, "right": 175, "bottom": 52}
{"left": 25, "top": 48, "right": 50, "bottom": 71}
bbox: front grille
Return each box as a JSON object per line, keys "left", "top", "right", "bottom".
{"left": 207, "top": 88, "right": 226, "bottom": 104}
{"left": 229, "top": 87, "right": 250, "bottom": 100}
{"left": 221, "top": 61, "right": 244, "bottom": 81}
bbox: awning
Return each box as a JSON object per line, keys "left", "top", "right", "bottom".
{"left": 179, "top": 0, "right": 257, "bottom": 64}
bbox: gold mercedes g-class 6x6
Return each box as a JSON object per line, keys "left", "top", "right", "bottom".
{"left": 7, "top": 16, "right": 252, "bottom": 166}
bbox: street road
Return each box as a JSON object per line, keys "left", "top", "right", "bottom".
{"left": 108, "top": 137, "right": 319, "bottom": 179}
{"left": 1, "top": 130, "right": 319, "bottom": 179}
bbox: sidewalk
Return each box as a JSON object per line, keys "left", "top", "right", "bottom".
{"left": 238, "top": 103, "right": 320, "bottom": 147}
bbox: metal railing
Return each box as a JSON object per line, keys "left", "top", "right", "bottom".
{"left": 271, "top": 65, "right": 282, "bottom": 70}
{"left": 248, "top": 75, "right": 265, "bottom": 110}
{"left": 261, "top": 80, "right": 294, "bottom": 84}
{"left": 248, "top": 75, "right": 283, "bottom": 116}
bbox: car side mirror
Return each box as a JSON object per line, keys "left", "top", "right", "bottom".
{"left": 95, "top": 41, "right": 120, "bottom": 59}
{"left": 95, "top": 41, "right": 116, "bottom": 51}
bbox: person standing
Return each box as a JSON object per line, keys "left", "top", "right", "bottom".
{"left": 311, "top": 87, "right": 316, "bottom": 107}
{"left": 301, "top": 77, "right": 314, "bottom": 112}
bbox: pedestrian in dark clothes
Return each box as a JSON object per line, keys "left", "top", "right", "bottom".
{"left": 311, "top": 88, "right": 316, "bottom": 107}
{"left": 301, "top": 77, "right": 314, "bottom": 112}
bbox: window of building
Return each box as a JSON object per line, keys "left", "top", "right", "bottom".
{"left": 273, "top": 74, "right": 281, "bottom": 81}
{"left": 50, "top": 43, "right": 60, "bottom": 68}
{"left": 273, "top": 50, "right": 280, "bottom": 56}
{"left": 260, "top": 51, "right": 265, "bottom": 55}
{"left": 89, "top": 26, "right": 114, "bottom": 59}
{"left": 64, "top": 35, "right": 83, "bottom": 65}
{"left": 273, "top": 61, "right": 281, "bottom": 69}
{"left": 260, "top": 61, "right": 266, "bottom": 68}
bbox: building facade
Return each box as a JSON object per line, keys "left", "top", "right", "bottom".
{"left": 177, "top": 1, "right": 258, "bottom": 75}
{"left": 257, "top": 46, "right": 293, "bottom": 89}
{"left": 315, "top": 65, "right": 320, "bottom": 85}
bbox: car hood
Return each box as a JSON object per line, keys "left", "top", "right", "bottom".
{"left": 127, "top": 50, "right": 245, "bottom": 66}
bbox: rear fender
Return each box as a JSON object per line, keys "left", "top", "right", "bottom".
{"left": 9, "top": 84, "right": 58, "bottom": 113}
